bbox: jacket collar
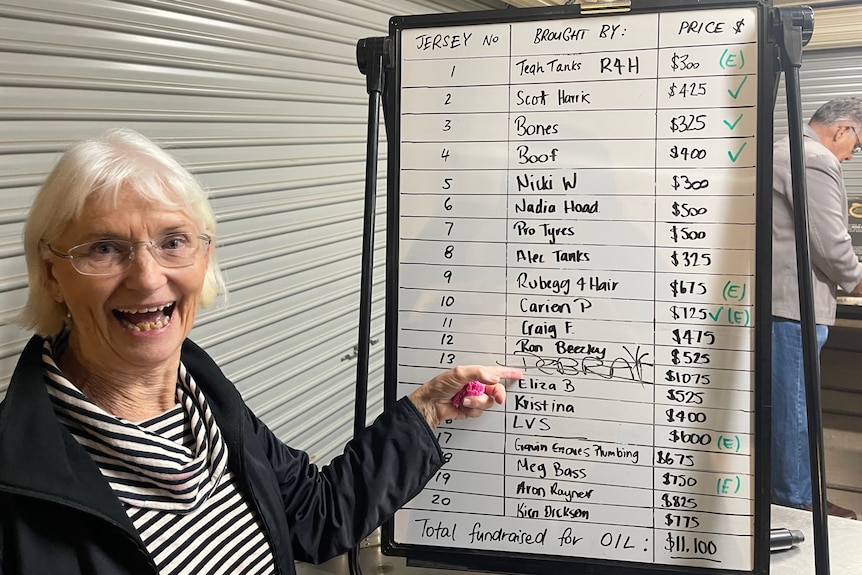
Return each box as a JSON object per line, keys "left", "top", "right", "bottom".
{"left": 0, "top": 335, "right": 135, "bottom": 529}
{"left": 0, "top": 335, "right": 245, "bottom": 530}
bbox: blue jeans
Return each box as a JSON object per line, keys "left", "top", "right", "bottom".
{"left": 771, "top": 317, "right": 829, "bottom": 508}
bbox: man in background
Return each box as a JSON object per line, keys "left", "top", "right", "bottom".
{"left": 772, "top": 97, "right": 862, "bottom": 519}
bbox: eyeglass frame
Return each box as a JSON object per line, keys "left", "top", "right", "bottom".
{"left": 45, "top": 233, "right": 212, "bottom": 277}
{"left": 851, "top": 126, "right": 862, "bottom": 155}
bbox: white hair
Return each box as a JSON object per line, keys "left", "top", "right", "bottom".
{"left": 19, "top": 128, "right": 227, "bottom": 335}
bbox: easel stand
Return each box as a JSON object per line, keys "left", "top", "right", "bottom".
{"left": 772, "top": 6, "right": 827, "bottom": 575}
{"left": 355, "top": 3, "right": 806, "bottom": 574}
{"left": 353, "top": 35, "right": 390, "bottom": 443}
{"left": 350, "top": 36, "right": 392, "bottom": 575}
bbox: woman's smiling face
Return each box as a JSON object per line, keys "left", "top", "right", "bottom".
{"left": 45, "top": 188, "right": 210, "bottom": 374}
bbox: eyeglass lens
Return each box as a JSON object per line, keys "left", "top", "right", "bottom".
{"left": 65, "top": 233, "right": 208, "bottom": 275}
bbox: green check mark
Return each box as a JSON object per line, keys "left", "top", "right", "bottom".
{"left": 728, "top": 76, "right": 748, "bottom": 99}
{"left": 708, "top": 307, "right": 723, "bottom": 322}
{"left": 728, "top": 142, "right": 747, "bottom": 162}
{"left": 723, "top": 114, "right": 743, "bottom": 131}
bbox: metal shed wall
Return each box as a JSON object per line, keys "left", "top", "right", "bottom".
{"left": 0, "top": 0, "right": 506, "bottom": 464}
{"left": 773, "top": 46, "right": 862, "bottom": 194}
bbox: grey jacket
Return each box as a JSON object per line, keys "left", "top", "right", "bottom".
{"left": 772, "top": 124, "right": 862, "bottom": 325}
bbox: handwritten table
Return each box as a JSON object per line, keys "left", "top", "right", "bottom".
{"left": 392, "top": 4, "right": 763, "bottom": 572}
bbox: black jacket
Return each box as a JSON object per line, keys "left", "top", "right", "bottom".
{"left": 0, "top": 335, "right": 443, "bottom": 574}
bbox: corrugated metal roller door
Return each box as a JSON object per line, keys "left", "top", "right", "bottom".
{"left": 0, "top": 0, "right": 505, "bottom": 464}
{"left": 773, "top": 0, "right": 862, "bottom": 50}
{"left": 773, "top": 46, "right": 862, "bottom": 194}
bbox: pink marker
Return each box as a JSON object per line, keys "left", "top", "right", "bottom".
{"left": 452, "top": 380, "right": 485, "bottom": 407}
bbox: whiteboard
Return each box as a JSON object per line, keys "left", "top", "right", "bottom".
{"left": 383, "top": 2, "right": 772, "bottom": 574}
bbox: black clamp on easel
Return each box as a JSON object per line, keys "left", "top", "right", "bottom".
{"left": 772, "top": 5, "right": 827, "bottom": 574}
{"left": 348, "top": 35, "right": 393, "bottom": 575}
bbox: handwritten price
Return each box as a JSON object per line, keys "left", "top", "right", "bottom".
{"left": 667, "top": 389, "right": 705, "bottom": 404}
{"left": 662, "top": 472, "right": 697, "bottom": 487}
{"left": 656, "top": 450, "right": 695, "bottom": 466}
{"left": 670, "top": 250, "right": 712, "bottom": 267}
{"left": 665, "top": 513, "right": 701, "bottom": 529}
{"left": 672, "top": 176, "right": 709, "bottom": 191}
{"left": 669, "top": 279, "right": 706, "bottom": 297}
{"left": 665, "top": 369, "right": 710, "bottom": 385}
{"left": 671, "top": 328, "right": 715, "bottom": 346}
{"left": 669, "top": 114, "right": 706, "bottom": 133}
{"left": 671, "top": 349, "right": 711, "bottom": 365}
{"left": 670, "top": 225, "right": 706, "bottom": 243}
{"left": 670, "top": 52, "right": 700, "bottom": 71}
{"left": 661, "top": 493, "right": 698, "bottom": 509}
{"left": 665, "top": 533, "right": 718, "bottom": 556}
{"left": 669, "top": 146, "right": 707, "bottom": 161}
{"left": 671, "top": 201, "right": 708, "bottom": 217}
{"left": 669, "top": 305, "right": 708, "bottom": 321}
{"left": 666, "top": 408, "right": 707, "bottom": 424}
{"left": 667, "top": 81, "right": 707, "bottom": 98}
{"left": 668, "top": 429, "right": 712, "bottom": 446}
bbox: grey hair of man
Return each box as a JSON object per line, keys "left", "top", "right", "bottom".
{"left": 19, "top": 128, "right": 227, "bottom": 336}
{"left": 809, "top": 96, "right": 862, "bottom": 127}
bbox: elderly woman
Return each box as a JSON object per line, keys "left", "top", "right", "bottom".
{"left": 0, "top": 128, "right": 521, "bottom": 574}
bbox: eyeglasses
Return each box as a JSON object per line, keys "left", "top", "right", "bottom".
{"left": 47, "top": 233, "right": 211, "bottom": 276}
{"left": 852, "top": 127, "right": 862, "bottom": 155}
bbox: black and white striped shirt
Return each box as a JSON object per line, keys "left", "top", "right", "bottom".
{"left": 43, "top": 337, "right": 276, "bottom": 575}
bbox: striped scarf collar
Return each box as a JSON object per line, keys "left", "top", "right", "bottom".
{"left": 42, "top": 334, "right": 228, "bottom": 513}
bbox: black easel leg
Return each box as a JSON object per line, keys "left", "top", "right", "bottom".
{"left": 775, "top": 7, "right": 829, "bottom": 575}
{"left": 349, "top": 36, "right": 389, "bottom": 575}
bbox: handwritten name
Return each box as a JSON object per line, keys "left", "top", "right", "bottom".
{"left": 513, "top": 197, "right": 599, "bottom": 214}
{"left": 516, "top": 272, "right": 571, "bottom": 295}
{"left": 514, "top": 114, "right": 558, "bottom": 137}
{"left": 515, "top": 58, "right": 583, "bottom": 77}
{"left": 514, "top": 171, "right": 578, "bottom": 192}
{"left": 521, "top": 322, "right": 569, "bottom": 340}
{"left": 518, "top": 297, "right": 592, "bottom": 314}
{"left": 515, "top": 248, "right": 591, "bottom": 264}
{"left": 513, "top": 393, "right": 577, "bottom": 414}
{"left": 515, "top": 457, "right": 587, "bottom": 480}
{"left": 512, "top": 345, "right": 653, "bottom": 383}
{"left": 512, "top": 220, "right": 575, "bottom": 244}
{"left": 514, "top": 338, "right": 608, "bottom": 359}
{"left": 512, "top": 440, "right": 641, "bottom": 465}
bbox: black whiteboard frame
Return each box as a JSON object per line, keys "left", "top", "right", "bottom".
{"left": 381, "top": 2, "right": 775, "bottom": 574}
